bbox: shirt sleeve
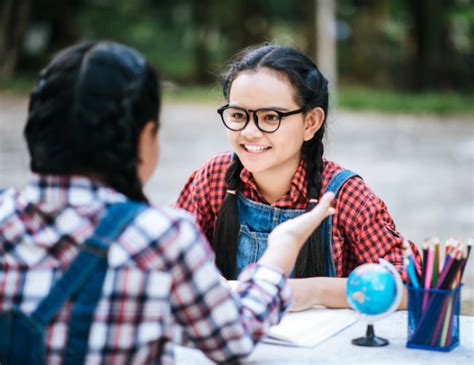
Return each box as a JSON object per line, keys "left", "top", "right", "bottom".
{"left": 168, "top": 217, "right": 292, "bottom": 363}
{"left": 337, "top": 177, "right": 421, "bottom": 282}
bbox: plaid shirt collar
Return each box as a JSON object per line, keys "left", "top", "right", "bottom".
{"left": 239, "top": 157, "right": 308, "bottom": 204}
{"left": 22, "top": 173, "right": 127, "bottom": 210}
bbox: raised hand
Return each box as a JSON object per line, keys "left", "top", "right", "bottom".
{"left": 259, "top": 192, "right": 335, "bottom": 275}
{"left": 269, "top": 192, "right": 335, "bottom": 249}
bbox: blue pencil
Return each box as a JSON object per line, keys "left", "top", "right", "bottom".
{"left": 407, "top": 256, "right": 420, "bottom": 288}
{"left": 403, "top": 240, "right": 419, "bottom": 288}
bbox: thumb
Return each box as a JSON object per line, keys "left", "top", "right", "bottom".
{"left": 310, "top": 192, "right": 336, "bottom": 221}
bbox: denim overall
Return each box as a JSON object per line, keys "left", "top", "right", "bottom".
{"left": 235, "top": 169, "right": 358, "bottom": 278}
{"left": 0, "top": 202, "right": 145, "bottom": 365}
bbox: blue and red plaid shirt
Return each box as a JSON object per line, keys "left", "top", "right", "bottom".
{"left": 175, "top": 152, "right": 421, "bottom": 280}
{"left": 0, "top": 174, "right": 292, "bottom": 365}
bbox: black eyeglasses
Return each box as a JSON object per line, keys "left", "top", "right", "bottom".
{"left": 217, "top": 104, "right": 306, "bottom": 133}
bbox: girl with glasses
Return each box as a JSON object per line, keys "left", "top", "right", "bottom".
{"left": 176, "top": 44, "right": 421, "bottom": 311}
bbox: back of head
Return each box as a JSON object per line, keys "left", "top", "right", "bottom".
{"left": 24, "top": 41, "right": 160, "bottom": 202}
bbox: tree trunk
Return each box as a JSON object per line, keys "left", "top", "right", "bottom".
{"left": 316, "top": 0, "right": 337, "bottom": 97}
{"left": 192, "top": 0, "right": 211, "bottom": 83}
{"left": 0, "top": 0, "right": 31, "bottom": 79}
{"left": 50, "top": 0, "right": 79, "bottom": 48}
{"left": 227, "top": 0, "right": 270, "bottom": 54}
{"left": 410, "top": 0, "right": 450, "bottom": 91}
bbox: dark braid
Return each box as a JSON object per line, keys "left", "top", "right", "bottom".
{"left": 294, "top": 67, "right": 329, "bottom": 277}
{"left": 295, "top": 127, "right": 326, "bottom": 277}
{"left": 24, "top": 41, "right": 160, "bottom": 202}
{"left": 213, "top": 155, "right": 243, "bottom": 278}
{"left": 214, "top": 44, "right": 329, "bottom": 278}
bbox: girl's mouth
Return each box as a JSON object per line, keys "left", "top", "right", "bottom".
{"left": 242, "top": 144, "right": 271, "bottom": 153}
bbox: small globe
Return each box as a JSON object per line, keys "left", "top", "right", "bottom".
{"left": 346, "top": 261, "right": 400, "bottom": 316}
{"left": 346, "top": 259, "right": 403, "bottom": 347}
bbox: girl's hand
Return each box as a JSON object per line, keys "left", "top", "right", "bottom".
{"left": 259, "top": 192, "right": 335, "bottom": 275}
{"left": 268, "top": 192, "right": 335, "bottom": 251}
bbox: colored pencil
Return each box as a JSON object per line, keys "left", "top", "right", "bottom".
{"left": 431, "top": 238, "right": 440, "bottom": 287}
{"left": 421, "top": 239, "right": 429, "bottom": 288}
{"left": 422, "top": 242, "right": 434, "bottom": 312}
{"left": 409, "top": 239, "right": 469, "bottom": 347}
{"left": 403, "top": 240, "right": 419, "bottom": 288}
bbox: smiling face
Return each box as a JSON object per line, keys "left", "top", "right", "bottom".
{"left": 227, "top": 68, "right": 319, "bottom": 188}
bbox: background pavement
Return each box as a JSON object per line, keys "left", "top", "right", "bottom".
{"left": 1, "top": 94, "right": 473, "bottom": 314}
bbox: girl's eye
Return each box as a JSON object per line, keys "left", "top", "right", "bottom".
{"left": 264, "top": 112, "right": 279, "bottom": 122}
{"left": 232, "top": 112, "right": 245, "bottom": 119}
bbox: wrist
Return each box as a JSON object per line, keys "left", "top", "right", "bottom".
{"left": 259, "top": 247, "right": 299, "bottom": 276}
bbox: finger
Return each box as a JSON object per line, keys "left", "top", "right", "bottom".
{"left": 307, "top": 192, "right": 335, "bottom": 220}
{"left": 287, "top": 192, "right": 336, "bottom": 235}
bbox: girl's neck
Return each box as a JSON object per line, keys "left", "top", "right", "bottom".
{"left": 252, "top": 156, "right": 301, "bottom": 204}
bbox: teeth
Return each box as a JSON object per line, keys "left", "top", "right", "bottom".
{"left": 244, "top": 145, "right": 268, "bottom": 152}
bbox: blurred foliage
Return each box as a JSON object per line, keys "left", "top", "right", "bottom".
{"left": 1, "top": 74, "right": 472, "bottom": 114}
{"left": 338, "top": 87, "right": 474, "bottom": 114}
{"left": 161, "top": 84, "right": 474, "bottom": 115}
{"left": 1, "top": 0, "right": 473, "bottom": 96}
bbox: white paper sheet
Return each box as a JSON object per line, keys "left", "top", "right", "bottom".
{"left": 265, "top": 307, "right": 358, "bottom": 347}
{"left": 227, "top": 280, "right": 358, "bottom": 348}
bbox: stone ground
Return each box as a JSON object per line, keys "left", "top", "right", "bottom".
{"left": 1, "top": 93, "right": 473, "bottom": 314}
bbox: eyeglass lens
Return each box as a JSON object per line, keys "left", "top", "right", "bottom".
{"left": 222, "top": 107, "right": 281, "bottom": 132}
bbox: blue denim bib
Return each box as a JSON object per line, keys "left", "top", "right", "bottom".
{"left": 235, "top": 169, "right": 358, "bottom": 278}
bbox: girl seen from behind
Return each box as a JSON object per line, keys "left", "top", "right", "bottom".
{"left": 0, "top": 41, "right": 335, "bottom": 364}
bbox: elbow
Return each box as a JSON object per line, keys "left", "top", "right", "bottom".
{"left": 204, "top": 337, "right": 255, "bottom": 363}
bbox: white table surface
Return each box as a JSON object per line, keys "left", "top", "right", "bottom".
{"left": 175, "top": 311, "right": 474, "bottom": 364}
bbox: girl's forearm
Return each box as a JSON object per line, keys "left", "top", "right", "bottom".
{"left": 288, "top": 277, "right": 408, "bottom": 311}
{"left": 288, "top": 277, "right": 348, "bottom": 311}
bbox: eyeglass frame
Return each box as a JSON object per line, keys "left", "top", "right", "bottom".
{"left": 217, "top": 104, "right": 307, "bottom": 133}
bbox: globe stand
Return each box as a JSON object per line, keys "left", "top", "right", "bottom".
{"left": 352, "top": 324, "right": 389, "bottom": 347}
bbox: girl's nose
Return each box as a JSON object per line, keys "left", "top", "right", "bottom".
{"left": 241, "top": 113, "right": 263, "bottom": 138}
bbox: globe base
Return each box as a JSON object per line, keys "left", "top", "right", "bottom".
{"left": 351, "top": 324, "right": 389, "bottom": 347}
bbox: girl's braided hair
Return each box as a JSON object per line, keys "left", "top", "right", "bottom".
{"left": 214, "top": 44, "right": 329, "bottom": 279}
{"left": 24, "top": 41, "right": 160, "bottom": 202}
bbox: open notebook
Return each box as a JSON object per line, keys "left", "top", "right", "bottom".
{"left": 227, "top": 280, "right": 358, "bottom": 348}
{"left": 264, "top": 307, "right": 357, "bottom": 347}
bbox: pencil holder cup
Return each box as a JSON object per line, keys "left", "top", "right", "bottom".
{"left": 406, "top": 284, "right": 462, "bottom": 352}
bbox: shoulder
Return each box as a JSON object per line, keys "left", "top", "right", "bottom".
{"left": 321, "top": 160, "right": 378, "bottom": 210}
{"left": 113, "top": 204, "right": 206, "bottom": 268}
{"left": 321, "top": 160, "right": 364, "bottom": 192}
{"left": 0, "top": 188, "right": 20, "bottom": 221}
{"left": 197, "top": 152, "right": 233, "bottom": 180}
{"left": 131, "top": 205, "right": 200, "bottom": 243}
{"left": 182, "top": 152, "right": 232, "bottom": 193}
{"left": 321, "top": 160, "right": 345, "bottom": 183}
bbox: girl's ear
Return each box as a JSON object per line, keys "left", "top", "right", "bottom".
{"left": 137, "top": 120, "right": 159, "bottom": 184}
{"left": 303, "top": 107, "right": 325, "bottom": 141}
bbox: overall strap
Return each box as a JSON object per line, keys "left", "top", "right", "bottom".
{"left": 30, "top": 202, "right": 146, "bottom": 329}
{"left": 320, "top": 169, "right": 359, "bottom": 277}
{"left": 323, "top": 169, "right": 358, "bottom": 196}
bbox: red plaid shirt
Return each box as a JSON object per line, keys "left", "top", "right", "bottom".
{"left": 0, "top": 174, "right": 292, "bottom": 365}
{"left": 175, "top": 152, "right": 421, "bottom": 280}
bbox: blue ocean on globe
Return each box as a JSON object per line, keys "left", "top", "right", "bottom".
{"left": 346, "top": 263, "right": 397, "bottom": 316}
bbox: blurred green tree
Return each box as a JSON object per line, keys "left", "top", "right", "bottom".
{"left": 0, "top": 0, "right": 472, "bottom": 91}
{"left": 0, "top": 0, "right": 31, "bottom": 78}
